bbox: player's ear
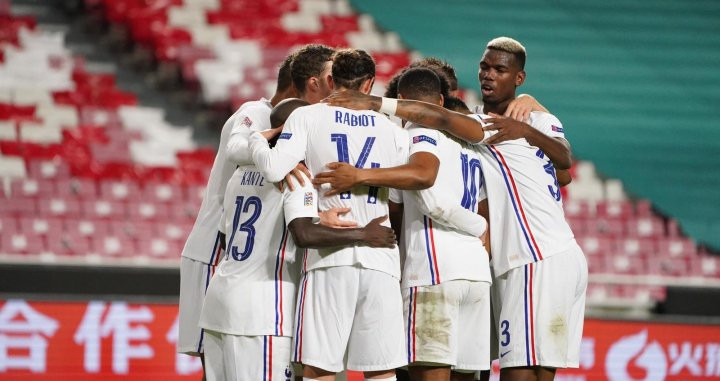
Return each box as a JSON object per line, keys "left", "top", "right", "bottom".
{"left": 327, "top": 74, "right": 335, "bottom": 91}
{"left": 516, "top": 70, "right": 526, "bottom": 87}
{"left": 359, "top": 77, "right": 374, "bottom": 94}
{"left": 437, "top": 93, "right": 444, "bottom": 107}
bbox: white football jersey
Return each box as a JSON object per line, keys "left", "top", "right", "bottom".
{"left": 181, "top": 98, "right": 271, "bottom": 263}
{"left": 399, "top": 124, "right": 491, "bottom": 288}
{"left": 249, "top": 102, "right": 407, "bottom": 279}
{"left": 473, "top": 111, "right": 575, "bottom": 276}
{"left": 199, "top": 167, "right": 318, "bottom": 336}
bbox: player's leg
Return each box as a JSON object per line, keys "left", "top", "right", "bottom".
{"left": 346, "top": 268, "right": 406, "bottom": 379}
{"left": 498, "top": 247, "right": 588, "bottom": 381}
{"left": 403, "top": 282, "right": 459, "bottom": 381}
{"left": 293, "top": 267, "right": 358, "bottom": 380}
{"left": 178, "top": 257, "right": 213, "bottom": 379}
{"left": 453, "top": 281, "right": 491, "bottom": 381}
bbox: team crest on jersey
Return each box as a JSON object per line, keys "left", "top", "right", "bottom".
{"left": 551, "top": 125, "right": 564, "bottom": 133}
{"left": 242, "top": 116, "right": 253, "bottom": 128}
{"left": 278, "top": 133, "right": 292, "bottom": 140}
{"left": 413, "top": 135, "right": 437, "bottom": 145}
{"left": 304, "top": 192, "right": 313, "bottom": 206}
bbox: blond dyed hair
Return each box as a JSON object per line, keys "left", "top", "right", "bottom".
{"left": 486, "top": 37, "right": 526, "bottom": 69}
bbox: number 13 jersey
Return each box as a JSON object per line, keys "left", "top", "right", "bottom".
{"left": 473, "top": 112, "right": 576, "bottom": 277}
{"left": 199, "top": 166, "right": 318, "bottom": 337}
{"left": 249, "top": 102, "right": 407, "bottom": 279}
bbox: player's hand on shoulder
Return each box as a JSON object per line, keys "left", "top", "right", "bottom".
{"left": 277, "top": 162, "right": 313, "bottom": 192}
{"left": 312, "top": 162, "right": 361, "bottom": 196}
{"left": 506, "top": 94, "right": 546, "bottom": 122}
{"left": 482, "top": 113, "right": 531, "bottom": 145}
{"left": 318, "top": 207, "right": 358, "bottom": 228}
{"left": 322, "top": 90, "right": 377, "bottom": 111}
{"left": 361, "top": 215, "right": 397, "bottom": 248}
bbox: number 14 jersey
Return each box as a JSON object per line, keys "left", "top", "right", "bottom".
{"left": 249, "top": 103, "right": 407, "bottom": 279}
{"left": 473, "top": 112, "right": 576, "bottom": 277}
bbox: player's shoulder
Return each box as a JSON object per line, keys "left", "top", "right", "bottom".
{"left": 237, "top": 98, "right": 272, "bottom": 113}
{"left": 528, "top": 111, "right": 562, "bottom": 126}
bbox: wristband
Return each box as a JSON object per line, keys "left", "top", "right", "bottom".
{"left": 379, "top": 97, "right": 398, "bottom": 116}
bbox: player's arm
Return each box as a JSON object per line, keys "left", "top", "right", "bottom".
{"left": 313, "top": 152, "right": 439, "bottom": 195}
{"left": 505, "top": 94, "right": 549, "bottom": 121}
{"left": 226, "top": 107, "right": 266, "bottom": 165}
{"left": 412, "top": 187, "right": 487, "bottom": 239}
{"left": 389, "top": 188, "right": 404, "bottom": 242}
{"left": 288, "top": 215, "right": 396, "bottom": 249}
{"left": 477, "top": 198, "right": 490, "bottom": 257}
{"left": 248, "top": 113, "right": 308, "bottom": 183}
{"left": 323, "top": 90, "right": 486, "bottom": 143}
{"left": 557, "top": 169, "right": 572, "bottom": 187}
{"left": 482, "top": 113, "right": 572, "bottom": 169}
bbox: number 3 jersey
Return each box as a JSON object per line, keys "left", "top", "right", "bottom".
{"left": 473, "top": 112, "right": 577, "bottom": 277}
{"left": 249, "top": 102, "right": 407, "bottom": 279}
{"left": 199, "top": 166, "right": 318, "bottom": 337}
{"left": 397, "top": 123, "right": 491, "bottom": 289}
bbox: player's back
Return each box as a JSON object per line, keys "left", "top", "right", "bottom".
{"left": 199, "top": 164, "right": 300, "bottom": 336}
{"left": 289, "top": 102, "right": 405, "bottom": 278}
{"left": 473, "top": 112, "right": 576, "bottom": 276}
{"left": 181, "top": 99, "right": 271, "bottom": 263}
{"left": 402, "top": 124, "right": 490, "bottom": 288}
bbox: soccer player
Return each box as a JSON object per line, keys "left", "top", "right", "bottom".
{"left": 249, "top": 48, "right": 408, "bottom": 381}
{"left": 325, "top": 37, "right": 588, "bottom": 381}
{"left": 316, "top": 66, "right": 493, "bottom": 381}
{"left": 199, "top": 99, "right": 397, "bottom": 381}
{"left": 177, "top": 51, "right": 297, "bottom": 374}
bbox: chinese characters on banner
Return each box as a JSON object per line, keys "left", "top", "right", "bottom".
{"left": 0, "top": 299, "right": 719, "bottom": 380}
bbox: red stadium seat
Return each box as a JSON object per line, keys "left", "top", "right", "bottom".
{"left": 610, "top": 255, "right": 646, "bottom": 275}
{"left": 656, "top": 238, "right": 696, "bottom": 258}
{"left": 563, "top": 199, "right": 595, "bottom": 219}
{"left": 0, "top": 196, "right": 36, "bottom": 215}
{"left": 0, "top": 216, "right": 19, "bottom": 234}
{"left": 616, "top": 238, "right": 655, "bottom": 257}
{"left": 99, "top": 181, "right": 140, "bottom": 201}
{"left": 626, "top": 217, "right": 665, "bottom": 238}
{"left": 9, "top": 178, "right": 56, "bottom": 198}
{"left": 586, "top": 217, "right": 624, "bottom": 237}
{"left": 127, "top": 201, "right": 169, "bottom": 221}
{"left": 63, "top": 218, "right": 111, "bottom": 238}
{"left": 38, "top": 197, "right": 81, "bottom": 217}
{"left": 46, "top": 230, "right": 91, "bottom": 257}
{"left": 27, "top": 159, "right": 70, "bottom": 179}
{"left": 19, "top": 217, "right": 62, "bottom": 238}
{"left": 82, "top": 200, "right": 127, "bottom": 219}
{"left": 596, "top": 200, "right": 633, "bottom": 220}
{"left": 0, "top": 231, "right": 45, "bottom": 254}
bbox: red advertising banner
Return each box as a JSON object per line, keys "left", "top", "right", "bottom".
{"left": 0, "top": 299, "right": 719, "bottom": 380}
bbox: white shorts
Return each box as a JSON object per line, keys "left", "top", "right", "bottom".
{"left": 204, "top": 331, "right": 294, "bottom": 381}
{"left": 492, "top": 245, "right": 588, "bottom": 369}
{"left": 404, "top": 280, "right": 491, "bottom": 371}
{"left": 178, "top": 256, "right": 220, "bottom": 355}
{"left": 291, "top": 266, "right": 407, "bottom": 373}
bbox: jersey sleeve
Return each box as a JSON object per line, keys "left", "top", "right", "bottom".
{"left": 282, "top": 173, "right": 320, "bottom": 225}
{"left": 530, "top": 112, "right": 565, "bottom": 139}
{"left": 407, "top": 125, "right": 441, "bottom": 159}
{"left": 249, "top": 111, "right": 309, "bottom": 183}
{"left": 412, "top": 189, "right": 488, "bottom": 238}
{"left": 389, "top": 188, "right": 403, "bottom": 204}
{"left": 226, "top": 106, "right": 269, "bottom": 165}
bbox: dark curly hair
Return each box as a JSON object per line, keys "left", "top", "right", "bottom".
{"left": 290, "top": 44, "right": 334, "bottom": 95}
{"left": 331, "top": 48, "right": 375, "bottom": 90}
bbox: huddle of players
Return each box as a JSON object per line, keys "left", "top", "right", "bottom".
{"left": 178, "top": 37, "right": 588, "bottom": 381}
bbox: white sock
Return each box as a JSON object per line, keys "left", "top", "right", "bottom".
{"left": 303, "top": 378, "right": 320, "bottom": 381}
{"left": 366, "top": 377, "right": 397, "bottom": 381}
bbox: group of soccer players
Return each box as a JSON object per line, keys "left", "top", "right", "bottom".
{"left": 177, "top": 36, "right": 588, "bottom": 381}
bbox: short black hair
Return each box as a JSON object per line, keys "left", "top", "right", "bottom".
{"left": 290, "top": 44, "right": 334, "bottom": 95}
{"left": 443, "top": 96, "right": 471, "bottom": 114}
{"left": 331, "top": 49, "right": 375, "bottom": 90}
{"left": 397, "top": 67, "right": 441, "bottom": 101}
{"left": 385, "top": 63, "right": 450, "bottom": 99}
{"left": 276, "top": 52, "right": 296, "bottom": 92}
{"left": 412, "top": 57, "right": 458, "bottom": 91}
{"left": 270, "top": 98, "right": 310, "bottom": 128}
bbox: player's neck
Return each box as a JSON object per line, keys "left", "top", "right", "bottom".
{"left": 482, "top": 96, "right": 514, "bottom": 115}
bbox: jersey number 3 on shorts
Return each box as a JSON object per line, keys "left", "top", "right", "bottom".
{"left": 227, "top": 195, "right": 262, "bottom": 261}
{"left": 331, "top": 133, "right": 380, "bottom": 204}
{"left": 500, "top": 319, "right": 511, "bottom": 347}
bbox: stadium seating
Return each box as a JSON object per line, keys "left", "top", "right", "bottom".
{"left": 349, "top": 0, "right": 720, "bottom": 251}
{"left": 0, "top": 13, "right": 204, "bottom": 264}
{"left": 1, "top": 0, "right": 717, "bottom": 309}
